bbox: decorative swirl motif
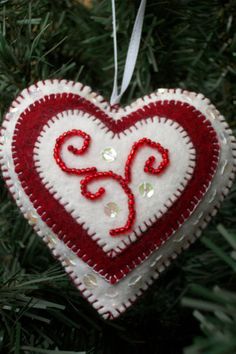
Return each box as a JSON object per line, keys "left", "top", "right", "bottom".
{"left": 80, "top": 171, "right": 135, "bottom": 236}
{"left": 54, "top": 129, "right": 97, "bottom": 175}
{"left": 125, "top": 137, "right": 169, "bottom": 183}
{"left": 54, "top": 129, "right": 169, "bottom": 237}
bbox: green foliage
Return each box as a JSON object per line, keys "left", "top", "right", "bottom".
{"left": 0, "top": 0, "right": 235, "bottom": 353}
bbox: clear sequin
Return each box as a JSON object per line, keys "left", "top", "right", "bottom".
{"left": 26, "top": 210, "right": 38, "bottom": 223}
{"left": 69, "top": 254, "right": 78, "bottom": 265}
{"left": 104, "top": 202, "right": 119, "bottom": 218}
{"left": 29, "top": 86, "right": 42, "bottom": 99}
{"left": 87, "top": 93, "right": 98, "bottom": 103}
{"left": 193, "top": 212, "right": 203, "bottom": 225}
{"left": 219, "top": 131, "right": 227, "bottom": 144}
{"left": 83, "top": 273, "right": 98, "bottom": 289}
{"left": 192, "top": 212, "right": 204, "bottom": 225}
{"left": 64, "top": 253, "right": 77, "bottom": 266}
{"left": 64, "top": 254, "right": 77, "bottom": 267}
{"left": 128, "top": 275, "right": 142, "bottom": 288}
{"left": 206, "top": 107, "right": 217, "bottom": 120}
{"left": 101, "top": 147, "right": 117, "bottom": 162}
{"left": 221, "top": 160, "right": 228, "bottom": 175}
{"left": 185, "top": 92, "right": 196, "bottom": 103}
{"left": 47, "top": 233, "right": 58, "bottom": 246}
{"left": 173, "top": 234, "right": 185, "bottom": 243}
{"left": 6, "top": 107, "right": 18, "bottom": 120}
{"left": 208, "top": 189, "right": 217, "bottom": 203}
{"left": 150, "top": 254, "right": 162, "bottom": 268}
{"left": 105, "top": 288, "right": 119, "bottom": 299}
{"left": 10, "top": 107, "right": 18, "bottom": 113}
{"left": 139, "top": 182, "right": 154, "bottom": 198}
{"left": 68, "top": 257, "right": 77, "bottom": 266}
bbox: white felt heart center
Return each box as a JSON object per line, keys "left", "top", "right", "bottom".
{"left": 34, "top": 110, "right": 196, "bottom": 256}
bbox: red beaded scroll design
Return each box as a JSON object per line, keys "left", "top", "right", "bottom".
{"left": 125, "top": 138, "right": 169, "bottom": 183}
{"left": 54, "top": 129, "right": 97, "bottom": 175}
{"left": 80, "top": 172, "right": 135, "bottom": 236}
{"left": 54, "top": 129, "right": 169, "bottom": 237}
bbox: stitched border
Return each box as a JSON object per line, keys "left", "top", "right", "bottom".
{"left": 8, "top": 89, "right": 219, "bottom": 283}
{"left": 0, "top": 80, "right": 235, "bottom": 318}
{"left": 41, "top": 167, "right": 236, "bottom": 320}
{"left": 34, "top": 110, "right": 196, "bottom": 257}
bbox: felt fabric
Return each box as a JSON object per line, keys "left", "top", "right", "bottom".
{"left": 11, "top": 91, "right": 218, "bottom": 283}
{"left": 1, "top": 80, "right": 235, "bottom": 318}
{"left": 35, "top": 110, "right": 195, "bottom": 255}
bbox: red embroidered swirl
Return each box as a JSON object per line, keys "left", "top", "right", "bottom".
{"left": 54, "top": 129, "right": 169, "bottom": 237}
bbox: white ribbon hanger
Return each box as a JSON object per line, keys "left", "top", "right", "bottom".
{"left": 110, "top": 0, "right": 147, "bottom": 105}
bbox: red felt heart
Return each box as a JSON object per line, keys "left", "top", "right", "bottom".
{"left": 9, "top": 84, "right": 219, "bottom": 284}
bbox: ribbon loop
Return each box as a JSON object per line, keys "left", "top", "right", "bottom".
{"left": 110, "top": 0, "right": 147, "bottom": 105}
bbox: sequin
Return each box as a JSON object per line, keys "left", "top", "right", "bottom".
{"left": 104, "top": 202, "right": 119, "bottom": 218}
{"left": 139, "top": 182, "right": 154, "bottom": 198}
{"left": 10, "top": 107, "right": 18, "bottom": 113}
{"left": 128, "top": 275, "right": 142, "bottom": 287}
{"left": 219, "top": 131, "right": 227, "bottom": 144}
{"left": 29, "top": 86, "right": 42, "bottom": 99}
{"left": 206, "top": 107, "right": 217, "bottom": 120}
{"left": 87, "top": 93, "right": 98, "bottom": 103}
{"left": 26, "top": 210, "right": 38, "bottom": 223}
{"left": 48, "top": 233, "right": 58, "bottom": 245}
{"left": 150, "top": 254, "right": 162, "bottom": 268}
{"left": 101, "top": 147, "right": 117, "bottom": 162}
{"left": 54, "top": 131, "right": 170, "bottom": 237}
{"left": 208, "top": 189, "right": 217, "bottom": 203}
{"left": 7, "top": 107, "right": 18, "bottom": 119}
{"left": 105, "top": 288, "right": 119, "bottom": 298}
{"left": 185, "top": 92, "right": 196, "bottom": 102}
{"left": 173, "top": 234, "right": 185, "bottom": 243}
{"left": 221, "top": 160, "right": 228, "bottom": 174}
{"left": 83, "top": 273, "right": 98, "bottom": 289}
{"left": 64, "top": 254, "right": 77, "bottom": 266}
{"left": 80, "top": 171, "right": 135, "bottom": 236}
{"left": 65, "top": 253, "right": 77, "bottom": 266}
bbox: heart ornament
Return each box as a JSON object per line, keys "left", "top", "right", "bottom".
{"left": 1, "top": 80, "right": 235, "bottom": 319}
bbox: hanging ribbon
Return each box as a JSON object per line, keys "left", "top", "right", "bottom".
{"left": 110, "top": 0, "right": 147, "bottom": 105}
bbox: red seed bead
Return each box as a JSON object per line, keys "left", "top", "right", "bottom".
{"left": 53, "top": 129, "right": 97, "bottom": 176}
{"left": 124, "top": 137, "right": 169, "bottom": 183}
{"left": 54, "top": 130, "right": 169, "bottom": 238}
{"left": 80, "top": 171, "right": 136, "bottom": 236}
